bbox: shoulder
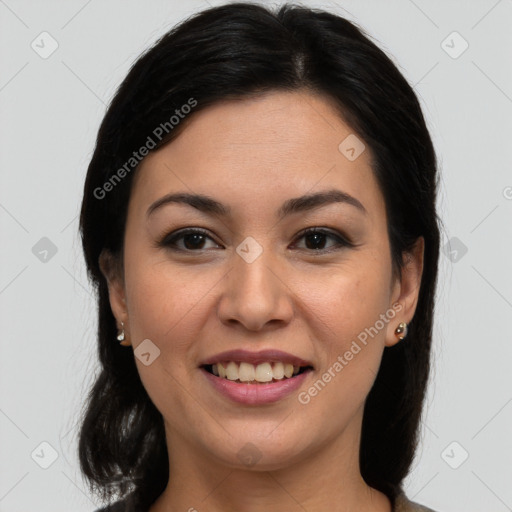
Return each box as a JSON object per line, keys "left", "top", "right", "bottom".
{"left": 394, "top": 492, "right": 438, "bottom": 512}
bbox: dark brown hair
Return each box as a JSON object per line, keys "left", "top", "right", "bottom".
{"left": 78, "top": 2, "right": 441, "bottom": 508}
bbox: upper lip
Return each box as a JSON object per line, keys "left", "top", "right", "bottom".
{"left": 200, "top": 349, "right": 313, "bottom": 368}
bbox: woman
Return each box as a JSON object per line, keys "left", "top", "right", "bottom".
{"left": 78, "top": 2, "right": 442, "bottom": 511}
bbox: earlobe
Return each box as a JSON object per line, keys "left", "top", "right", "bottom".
{"left": 385, "top": 237, "right": 424, "bottom": 347}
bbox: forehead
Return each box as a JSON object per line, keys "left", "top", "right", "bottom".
{"left": 130, "top": 90, "right": 384, "bottom": 222}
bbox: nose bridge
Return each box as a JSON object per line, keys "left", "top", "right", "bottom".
{"left": 217, "top": 235, "right": 293, "bottom": 330}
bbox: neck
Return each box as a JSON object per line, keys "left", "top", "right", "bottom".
{"left": 149, "top": 415, "right": 392, "bottom": 512}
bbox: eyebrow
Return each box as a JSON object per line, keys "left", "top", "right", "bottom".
{"left": 146, "top": 188, "right": 367, "bottom": 219}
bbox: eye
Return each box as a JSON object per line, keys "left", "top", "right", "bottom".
{"left": 157, "top": 227, "right": 353, "bottom": 253}
{"left": 158, "top": 228, "right": 221, "bottom": 251}
{"left": 292, "top": 227, "right": 352, "bottom": 252}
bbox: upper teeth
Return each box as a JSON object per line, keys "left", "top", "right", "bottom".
{"left": 211, "top": 362, "right": 301, "bottom": 382}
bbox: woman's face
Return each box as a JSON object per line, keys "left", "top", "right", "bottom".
{"left": 103, "top": 90, "right": 423, "bottom": 471}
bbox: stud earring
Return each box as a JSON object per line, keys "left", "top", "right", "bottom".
{"left": 394, "top": 322, "right": 408, "bottom": 340}
{"left": 117, "top": 321, "right": 131, "bottom": 346}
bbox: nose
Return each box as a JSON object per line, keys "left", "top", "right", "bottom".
{"left": 217, "top": 243, "right": 294, "bottom": 332}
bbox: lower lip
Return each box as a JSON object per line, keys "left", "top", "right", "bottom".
{"left": 201, "top": 368, "right": 312, "bottom": 405}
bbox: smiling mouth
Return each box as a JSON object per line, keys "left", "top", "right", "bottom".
{"left": 202, "top": 361, "right": 314, "bottom": 384}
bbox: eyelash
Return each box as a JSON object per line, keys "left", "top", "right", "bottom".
{"left": 156, "top": 227, "right": 354, "bottom": 254}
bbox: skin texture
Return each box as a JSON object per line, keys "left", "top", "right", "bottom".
{"left": 100, "top": 90, "right": 424, "bottom": 512}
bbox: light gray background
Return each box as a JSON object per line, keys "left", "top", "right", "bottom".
{"left": 1, "top": 0, "right": 511, "bottom": 511}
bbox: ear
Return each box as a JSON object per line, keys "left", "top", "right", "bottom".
{"left": 385, "top": 237, "right": 424, "bottom": 348}
{"left": 99, "top": 249, "right": 128, "bottom": 333}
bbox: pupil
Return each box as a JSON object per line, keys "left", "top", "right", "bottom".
{"left": 184, "top": 234, "right": 205, "bottom": 250}
{"left": 306, "top": 233, "right": 325, "bottom": 250}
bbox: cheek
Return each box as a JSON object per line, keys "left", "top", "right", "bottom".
{"left": 299, "top": 258, "right": 392, "bottom": 391}
{"left": 122, "top": 262, "right": 217, "bottom": 416}
{"left": 304, "top": 259, "right": 391, "bottom": 339}
{"left": 124, "top": 261, "right": 222, "bottom": 352}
